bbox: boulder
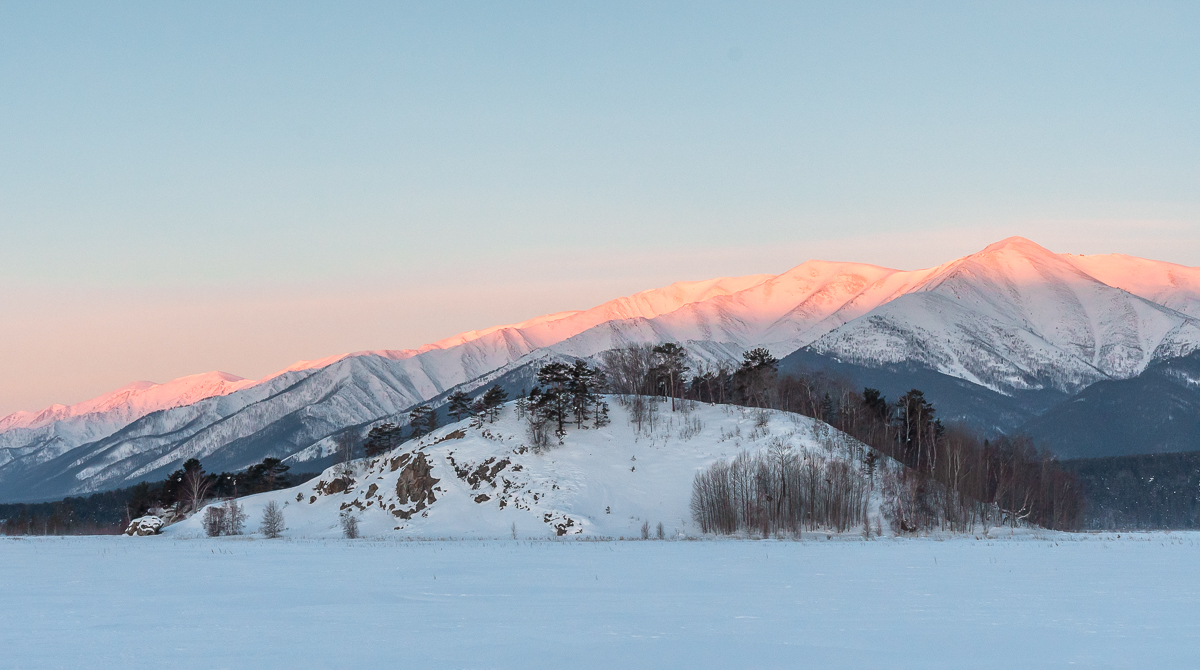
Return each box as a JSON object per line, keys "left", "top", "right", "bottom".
{"left": 124, "top": 515, "right": 164, "bottom": 536}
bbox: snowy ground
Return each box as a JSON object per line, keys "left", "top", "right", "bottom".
{"left": 3, "top": 533, "right": 1198, "bottom": 669}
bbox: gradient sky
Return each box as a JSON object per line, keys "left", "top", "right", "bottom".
{"left": 2, "top": 1, "right": 1199, "bottom": 415}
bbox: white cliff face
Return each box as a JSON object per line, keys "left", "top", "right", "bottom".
{"left": 3, "top": 237, "right": 1198, "bottom": 502}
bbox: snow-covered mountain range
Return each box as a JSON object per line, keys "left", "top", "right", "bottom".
{"left": 3, "top": 237, "right": 1199, "bottom": 502}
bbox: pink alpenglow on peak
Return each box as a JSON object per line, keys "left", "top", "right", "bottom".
{"left": 1064, "top": 253, "right": 1200, "bottom": 320}
{"left": 257, "top": 274, "right": 775, "bottom": 380}
{"left": 0, "top": 371, "right": 255, "bottom": 433}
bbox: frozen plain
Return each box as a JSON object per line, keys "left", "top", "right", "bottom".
{"left": 3, "top": 533, "right": 1198, "bottom": 669}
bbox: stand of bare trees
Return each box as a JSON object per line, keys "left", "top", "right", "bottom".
{"left": 203, "top": 499, "right": 247, "bottom": 537}
{"left": 691, "top": 439, "right": 869, "bottom": 537}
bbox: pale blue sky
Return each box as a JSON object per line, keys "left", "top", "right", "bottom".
{"left": 2, "top": 2, "right": 1199, "bottom": 413}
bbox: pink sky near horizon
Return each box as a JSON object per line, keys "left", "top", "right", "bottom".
{"left": 3, "top": 222, "right": 1197, "bottom": 418}
{"left": 5, "top": 4, "right": 1200, "bottom": 417}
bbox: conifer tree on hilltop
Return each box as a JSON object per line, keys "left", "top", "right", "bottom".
{"left": 239, "top": 457, "right": 290, "bottom": 492}
{"left": 735, "top": 347, "right": 778, "bottom": 407}
{"left": 894, "top": 389, "right": 942, "bottom": 470}
{"left": 651, "top": 343, "right": 689, "bottom": 411}
{"left": 526, "top": 360, "right": 610, "bottom": 444}
{"left": 364, "top": 422, "right": 404, "bottom": 457}
{"left": 534, "top": 362, "right": 573, "bottom": 438}
{"left": 408, "top": 405, "right": 437, "bottom": 438}
{"left": 568, "top": 360, "right": 605, "bottom": 427}
{"left": 480, "top": 384, "right": 509, "bottom": 423}
{"left": 447, "top": 390, "right": 474, "bottom": 422}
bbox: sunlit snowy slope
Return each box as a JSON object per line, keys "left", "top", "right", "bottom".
{"left": 809, "top": 238, "right": 1200, "bottom": 393}
{"left": 0, "top": 372, "right": 254, "bottom": 471}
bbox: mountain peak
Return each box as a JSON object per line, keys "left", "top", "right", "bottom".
{"left": 977, "top": 236, "right": 1056, "bottom": 257}
{"left": 0, "top": 370, "right": 255, "bottom": 434}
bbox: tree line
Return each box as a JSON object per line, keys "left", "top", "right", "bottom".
{"left": 602, "top": 343, "right": 1083, "bottom": 532}
{"left": 361, "top": 384, "right": 510, "bottom": 458}
{"left": 0, "top": 457, "right": 313, "bottom": 535}
{"left": 519, "top": 361, "right": 609, "bottom": 450}
{"left": 1063, "top": 451, "right": 1200, "bottom": 529}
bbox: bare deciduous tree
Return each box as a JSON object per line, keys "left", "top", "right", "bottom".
{"left": 203, "top": 505, "right": 225, "bottom": 537}
{"left": 223, "top": 499, "right": 247, "bottom": 535}
{"left": 180, "top": 465, "right": 213, "bottom": 514}
{"left": 260, "top": 500, "right": 285, "bottom": 539}
{"left": 691, "top": 447, "right": 869, "bottom": 536}
{"left": 335, "top": 431, "right": 357, "bottom": 470}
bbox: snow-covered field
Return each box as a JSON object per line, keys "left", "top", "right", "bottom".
{"left": 3, "top": 533, "right": 1197, "bottom": 669}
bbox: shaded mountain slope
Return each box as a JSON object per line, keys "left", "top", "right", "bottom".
{"left": 1020, "top": 351, "right": 1200, "bottom": 459}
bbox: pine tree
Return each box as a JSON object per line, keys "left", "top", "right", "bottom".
{"left": 531, "top": 386, "right": 568, "bottom": 439}
{"left": 480, "top": 384, "right": 508, "bottom": 423}
{"left": 568, "top": 360, "right": 599, "bottom": 427}
{"left": 535, "top": 363, "right": 573, "bottom": 437}
{"left": 364, "top": 422, "right": 403, "bottom": 457}
{"left": 537, "top": 362, "right": 572, "bottom": 389}
{"left": 408, "top": 405, "right": 436, "bottom": 438}
{"left": 894, "top": 389, "right": 936, "bottom": 470}
{"left": 447, "top": 391, "right": 474, "bottom": 422}
{"left": 651, "top": 343, "right": 689, "bottom": 410}
{"left": 593, "top": 397, "right": 610, "bottom": 428}
{"left": 261, "top": 458, "right": 289, "bottom": 490}
{"left": 515, "top": 389, "right": 528, "bottom": 420}
{"left": 734, "top": 347, "right": 778, "bottom": 407}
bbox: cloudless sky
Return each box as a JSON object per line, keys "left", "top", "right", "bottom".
{"left": 2, "top": 1, "right": 1199, "bottom": 414}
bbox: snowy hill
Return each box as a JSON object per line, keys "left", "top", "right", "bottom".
{"left": 5, "top": 236, "right": 1200, "bottom": 501}
{"left": 165, "top": 400, "right": 884, "bottom": 539}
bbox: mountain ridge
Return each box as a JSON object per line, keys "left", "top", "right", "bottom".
{"left": 3, "top": 237, "right": 1198, "bottom": 502}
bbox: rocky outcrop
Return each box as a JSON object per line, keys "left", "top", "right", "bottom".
{"left": 393, "top": 452, "right": 439, "bottom": 519}
{"left": 316, "top": 475, "right": 354, "bottom": 495}
{"left": 449, "top": 454, "right": 510, "bottom": 489}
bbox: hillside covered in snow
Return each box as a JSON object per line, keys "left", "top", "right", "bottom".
{"left": 166, "top": 400, "right": 885, "bottom": 539}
